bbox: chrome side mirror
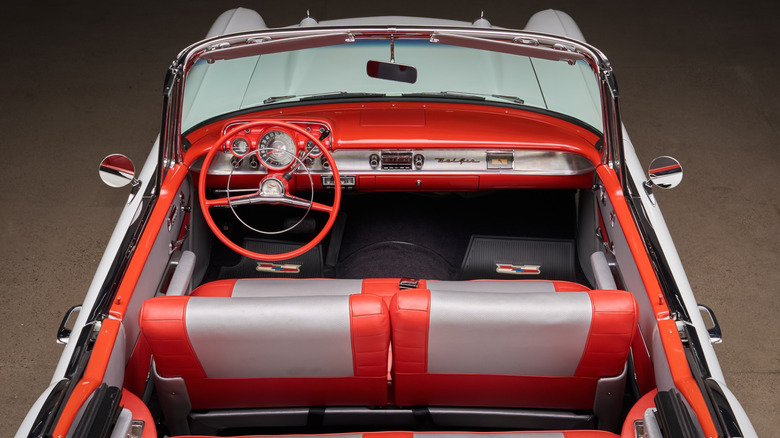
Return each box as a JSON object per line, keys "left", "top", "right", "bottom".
{"left": 99, "top": 154, "right": 137, "bottom": 188}
{"left": 647, "top": 156, "right": 683, "bottom": 189}
{"left": 643, "top": 156, "right": 683, "bottom": 205}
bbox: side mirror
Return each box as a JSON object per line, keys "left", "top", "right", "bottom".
{"left": 647, "top": 156, "right": 683, "bottom": 189}
{"left": 366, "top": 60, "right": 417, "bottom": 84}
{"left": 643, "top": 156, "right": 683, "bottom": 205}
{"left": 99, "top": 154, "right": 137, "bottom": 188}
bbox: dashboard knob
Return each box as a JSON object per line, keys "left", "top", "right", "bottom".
{"left": 369, "top": 154, "right": 380, "bottom": 168}
{"left": 414, "top": 154, "right": 424, "bottom": 169}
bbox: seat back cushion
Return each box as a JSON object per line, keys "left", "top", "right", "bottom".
{"left": 425, "top": 279, "right": 589, "bottom": 293}
{"left": 190, "top": 278, "right": 589, "bottom": 299}
{"left": 389, "top": 289, "right": 637, "bottom": 409}
{"left": 140, "top": 294, "right": 390, "bottom": 409}
{"left": 190, "top": 278, "right": 365, "bottom": 297}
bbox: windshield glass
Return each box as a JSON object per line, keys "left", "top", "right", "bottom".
{"left": 182, "top": 38, "right": 602, "bottom": 132}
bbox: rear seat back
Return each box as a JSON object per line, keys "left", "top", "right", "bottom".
{"left": 389, "top": 289, "right": 638, "bottom": 410}
{"left": 190, "top": 278, "right": 590, "bottom": 302}
{"left": 140, "top": 293, "right": 390, "bottom": 410}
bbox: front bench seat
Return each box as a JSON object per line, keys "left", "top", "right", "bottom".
{"left": 389, "top": 288, "right": 637, "bottom": 428}
{"left": 140, "top": 293, "right": 390, "bottom": 435}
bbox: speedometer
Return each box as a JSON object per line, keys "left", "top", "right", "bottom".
{"left": 258, "top": 130, "right": 295, "bottom": 169}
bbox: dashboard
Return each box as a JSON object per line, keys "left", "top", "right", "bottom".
{"left": 186, "top": 103, "right": 603, "bottom": 192}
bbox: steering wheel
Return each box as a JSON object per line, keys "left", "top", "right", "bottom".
{"left": 198, "top": 120, "right": 341, "bottom": 261}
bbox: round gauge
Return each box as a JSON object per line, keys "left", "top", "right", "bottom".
{"left": 258, "top": 130, "right": 296, "bottom": 169}
{"left": 305, "top": 140, "right": 322, "bottom": 157}
{"left": 230, "top": 137, "right": 250, "bottom": 157}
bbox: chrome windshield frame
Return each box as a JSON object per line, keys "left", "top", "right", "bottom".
{"left": 162, "top": 25, "right": 623, "bottom": 182}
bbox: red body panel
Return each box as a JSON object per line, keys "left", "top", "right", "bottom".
{"left": 53, "top": 318, "right": 123, "bottom": 438}
{"left": 597, "top": 165, "right": 717, "bottom": 437}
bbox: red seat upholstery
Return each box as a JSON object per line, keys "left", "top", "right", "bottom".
{"left": 389, "top": 289, "right": 638, "bottom": 410}
{"left": 140, "top": 293, "right": 390, "bottom": 409}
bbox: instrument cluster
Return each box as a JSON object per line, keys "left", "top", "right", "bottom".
{"left": 222, "top": 121, "right": 330, "bottom": 171}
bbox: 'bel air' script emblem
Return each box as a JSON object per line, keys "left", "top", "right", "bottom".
{"left": 435, "top": 158, "right": 480, "bottom": 165}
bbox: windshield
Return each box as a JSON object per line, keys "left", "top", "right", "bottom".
{"left": 182, "top": 38, "right": 602, "bottom": 133}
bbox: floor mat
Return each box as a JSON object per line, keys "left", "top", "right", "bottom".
{"left": 217, "top": 239, "right": 323, "bottom": 279}
{"left": 336, "top": 241, "right": 457, "bottom": 280}
{"left": 461, "top": 236, "right": 576, "bottom": 281}
{"left": 335, "top": 191, "right": 577, "bottom": 280}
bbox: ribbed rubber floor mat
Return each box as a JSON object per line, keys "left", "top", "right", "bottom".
{"left": 460, "top": 236, "right": 576, "bottom": 281}
{"left": 218, "top": 239, "right": 323, "bottom": 278}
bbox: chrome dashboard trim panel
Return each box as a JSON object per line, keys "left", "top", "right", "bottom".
{"left": 202, "top": 149, "right": 595, "bottom": 177}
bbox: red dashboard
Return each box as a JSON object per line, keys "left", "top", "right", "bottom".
{"left": 184, "top": 101, "right": 603, "bottom": 191}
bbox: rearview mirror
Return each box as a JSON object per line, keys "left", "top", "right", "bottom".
{"left": 367, "top": 60, "right": 417, "bottom": 84}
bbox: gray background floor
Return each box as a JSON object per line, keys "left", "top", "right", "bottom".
{"left": 1, "top": 1, "right": 777, "bottom": 436}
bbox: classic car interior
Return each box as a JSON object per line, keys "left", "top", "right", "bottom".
{"left": 34, "top": 17, "right": 733, "bottom": 438}
{"left": 118, "top": 99, "right": 659, "bottom": 437}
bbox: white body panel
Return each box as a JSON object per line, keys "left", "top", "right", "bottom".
{"left": 206, "top": 7, "right": 267, "bottom": 38}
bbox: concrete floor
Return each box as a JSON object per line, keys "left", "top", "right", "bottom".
{"left": 1, "top": 1, "right": 777, "bottom": 436}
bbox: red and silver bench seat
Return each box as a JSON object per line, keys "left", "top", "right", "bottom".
{"left": 140, "top": 293, "right": 390, "bottom": 410}
{"left": 389, "top": 288, "right": 638, "bottom": 411}
{"left": 140, "top": 278, "right": 636, "bottom": 434}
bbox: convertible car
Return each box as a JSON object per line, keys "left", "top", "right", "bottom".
{"left": 16, "top": 8, "right": 758, "bottom": 438}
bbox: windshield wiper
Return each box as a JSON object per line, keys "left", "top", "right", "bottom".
{"left": 263, "top": 92, "right": 386, "bottom": 105}
{"left": 401, "top": 91, "right": 524, "bottom": 105}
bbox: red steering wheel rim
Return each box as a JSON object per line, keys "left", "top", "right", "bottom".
{"left": 198, "top": 120, "right": 341, "bottom": 261}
